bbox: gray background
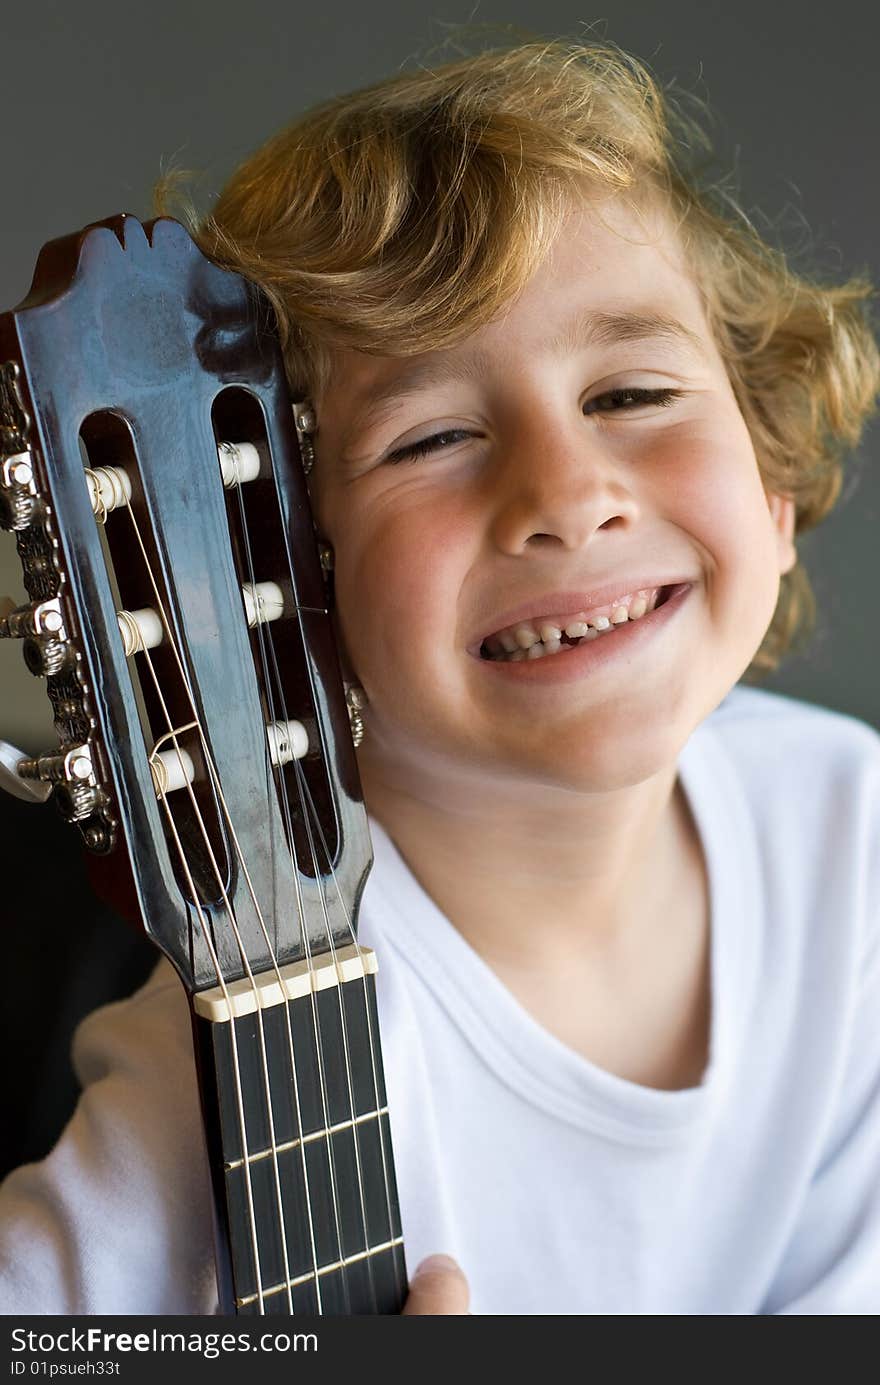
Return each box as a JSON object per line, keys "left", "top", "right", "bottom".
{"left": 2, "top": 0, "right": 878, "bottom": 749}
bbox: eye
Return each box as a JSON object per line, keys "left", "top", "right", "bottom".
{"left": 383, "top": 387, "right": 685, "bottom": 465}
{"left": 385, "top": 428, "right": 474, "bottom": 465}
{"left": 584, "top": 386, "right": 686, "bottom": 415}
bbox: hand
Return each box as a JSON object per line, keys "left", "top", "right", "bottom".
{"left": 402, "top": 1254, "right": 470, "bottom": 1314}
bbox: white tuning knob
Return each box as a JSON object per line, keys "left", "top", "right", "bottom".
{"left": 242, "top": 581, "right": 284, "bottom": 628}
{"left": 218, "top": 441, "right": 261, "bottom": 488}
{"left": 266, "top": 720, "right": 308, "bottom": 766}
{"left": 150, "top": 747, "right": 196, "bottom": 797}
{"left": 117, "top": 607, "right": 164, "bottom": 655}
{"left": 85, "top": 466, "right": 132, "bottom": 521}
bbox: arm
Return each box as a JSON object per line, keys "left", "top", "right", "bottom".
{"left": 0, "top": 961, "right": 217, "bottom": 1315}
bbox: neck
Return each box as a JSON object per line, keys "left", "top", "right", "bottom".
{"left": 358, "top": 749, "right": 688, "bottom": 969}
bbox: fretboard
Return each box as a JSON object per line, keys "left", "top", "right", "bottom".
{"left": 193, "top": 951, "right": 406, "bottom": 1315}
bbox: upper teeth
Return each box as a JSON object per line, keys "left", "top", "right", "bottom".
{"left": 483, "top": 588, "right": 663, "bottom": 661}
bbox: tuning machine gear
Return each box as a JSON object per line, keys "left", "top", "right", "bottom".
{"left": 0, "top": 450, "right": 39, "bottom": 531}
{"left": 292, "top": 401, "right": 317, "bottom": 475}
{"left": 15, "top": 741, "right": 101, "bottom": 821}
{"left": 0, "top": 595, "right": 73, "bottom": 676}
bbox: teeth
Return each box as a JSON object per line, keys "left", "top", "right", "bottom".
{"left": 483, "top": 586, "right": 673, "bottom": 662}
{"left": 629, "top": 595, "right": 648, "bottom": 619}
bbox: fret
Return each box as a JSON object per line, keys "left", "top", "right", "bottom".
{"left": 212, "top": 972, "right": 389, "bottom": 1161}
{"left": 235, "top": 1237, "right": 406, "bottom": 1308}
{"left": 224, "top": 1108, "right": 389, "bottom": 1170}
{"left": 224, "top": 1113, "right": 401, "bottom": 1289}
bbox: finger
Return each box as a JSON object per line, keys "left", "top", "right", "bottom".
{"left": 402, "top": 1254, "right": 470, "bottom": 1315}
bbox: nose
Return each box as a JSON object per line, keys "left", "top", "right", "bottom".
{"left": 487, "top": 400, "right": 641, "bottom": 554}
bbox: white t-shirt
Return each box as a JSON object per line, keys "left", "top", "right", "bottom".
{"left": 1, "top": 685, "right": 878, "bottom": 1315}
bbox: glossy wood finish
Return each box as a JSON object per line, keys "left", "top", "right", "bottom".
{"left": 3, "top": 214, "right": 370, "bottom": 986}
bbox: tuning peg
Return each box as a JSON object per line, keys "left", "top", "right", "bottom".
{"left": 0, "top": 596, "right": 73, "bottom": 676}
{"left": 0, "top": 451, "right": 39, "bottom": 531}
{"left": 15, "top": 742, "right": 98, "bottom": 820}
{"left": 0, "top": 739, "right": 52, "bottom": 803}
{"left": 0, "top": 595, "right": 65, "bottom": 640}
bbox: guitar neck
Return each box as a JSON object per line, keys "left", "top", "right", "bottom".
{"left": 193, "top": 947, "right": 406, "bottom": 1314}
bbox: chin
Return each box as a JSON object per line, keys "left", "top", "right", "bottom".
{"left": 499, "top": 722, "right": 689, "bottom": 796}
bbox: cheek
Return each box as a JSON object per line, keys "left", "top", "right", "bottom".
{"left": 671, "top": 426, "right": 784, "bottom": 649}
{"left": 668, "top": 422, "right": 775, "bottom": 557}
{"left": 332, "top": 491, "right": 470, "bottom": 676}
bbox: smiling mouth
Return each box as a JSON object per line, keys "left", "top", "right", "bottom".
{"left": 479, "top": 585, "right": 676, "bottom": 662}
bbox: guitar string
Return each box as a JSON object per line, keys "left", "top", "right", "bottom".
{"left": 114, "top": 440, "right": 396, "bottom": 1314}
{"left": 268, "top": 441, "right": 407, "bottom": 1307}
{"left": 115, "top": 498, "right": 268, "bottom": 1310}
{"left": 246, "top": 499, "right": 401, "bottom": 1307}
{"left": 231, "top": 478, "right": 354, "bottom": 1314}
{"left": 242, "top": 604, "right": 376, "bottom": 1316}
{"left": 233, "top": 470, "right": 378, "bottom": 1312}
{"left": 118, "top": 495, "right": 306, "bottom": 1313}
{"left": 249, "top": 443, "right": 405, "bottom": 1306}
{"left": 125, "top": 453, "right": 367, "bottom": 1315}
{"left": 265, "top": 443, "right": 403, "bottom": 1287}
{"left": 291, "top": 760, "right": 406, "bottom": 1302}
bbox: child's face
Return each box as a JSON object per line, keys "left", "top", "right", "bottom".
{"left": 310, "top": 197, "right": 796, "bottom": 799}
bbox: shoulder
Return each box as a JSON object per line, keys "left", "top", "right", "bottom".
{"left": 695, "top": 683, "right": 880, "bottom": 789}
{"left": 71, "top": 955, "right": 190, "bottom": 1086}
{"left": 684, "top": 684, "right": 880, "bottom": 933}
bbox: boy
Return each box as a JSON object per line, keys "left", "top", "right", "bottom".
{"left": 1, "top": 38, "right": 879, "bottom": 1314}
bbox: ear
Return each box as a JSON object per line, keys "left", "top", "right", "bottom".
{"left": 767, "top": 491, "right": 797, "bottom": 575}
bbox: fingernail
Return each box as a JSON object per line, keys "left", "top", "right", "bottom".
{"left": 415, "top": 1253, "right": 459, "bottom": 1276}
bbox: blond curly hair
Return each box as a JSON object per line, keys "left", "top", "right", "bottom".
{"left": 182, "top": 39, "right": 879, "bottom": 675}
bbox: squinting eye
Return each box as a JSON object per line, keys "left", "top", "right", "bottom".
{"left": 385, "top": 428, "right": 473, "bottom": 465}
{"left": 584, "top": 386, "right": 686, "bottom": 415}
{"left": 383, "top": 388, "right": 685, "bottom": 465}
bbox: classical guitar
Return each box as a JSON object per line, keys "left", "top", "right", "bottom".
{"left": 0, "top": 214, "right": 406, "bottom": 1315}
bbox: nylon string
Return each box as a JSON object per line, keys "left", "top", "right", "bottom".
{"left": 240, "top": 472, "right": 403, "bottom": 1307}
{"left": 233, "top": 476, "right": 373, "bottom": 1311}
{"left": 111, "top": 433, "right": 397, "bottom": 1313}
{"left": 118, "top": 496, "right": 312, "bottom": 1312}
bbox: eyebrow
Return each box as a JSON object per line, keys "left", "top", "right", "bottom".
{"left": 342, "top": 306, "right": 709, "bottom": 442}
{"left": 550, "top": 308, "right": 708, "bottom": 361}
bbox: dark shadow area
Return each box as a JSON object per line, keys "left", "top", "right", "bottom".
{"left": 0, "top": 792, "right": 157, "bottom": 1180}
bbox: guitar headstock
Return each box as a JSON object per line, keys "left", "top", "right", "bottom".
{"left": 0, "top": 215, "right": 371, "bottom": 994}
